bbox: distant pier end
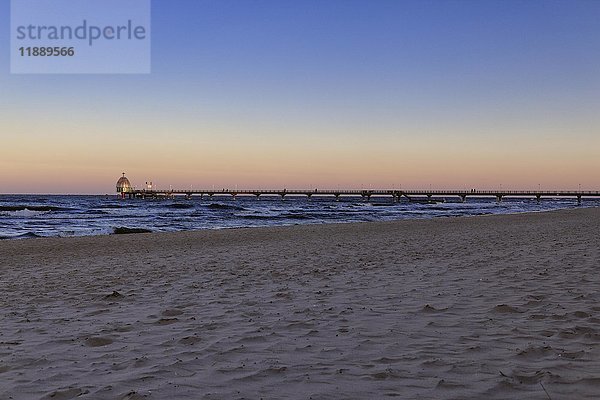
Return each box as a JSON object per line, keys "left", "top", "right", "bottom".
{"left": 116, "top": 173, "right": 133, "bottom": 199}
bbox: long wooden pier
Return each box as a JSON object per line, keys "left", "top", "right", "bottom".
{"left": 123, "top": 188, "right": 600, "bottom": 204}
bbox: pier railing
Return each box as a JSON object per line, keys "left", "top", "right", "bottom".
{"left": 122, "top": 188, "right": 600, "bottom": 203}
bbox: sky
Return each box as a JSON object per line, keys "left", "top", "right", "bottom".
{"left": 0, "top": 0, "right": 599, "bottom": 194}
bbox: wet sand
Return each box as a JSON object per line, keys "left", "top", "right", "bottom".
{"left": 1, "top": 208, "right": 599, "bottom": 399}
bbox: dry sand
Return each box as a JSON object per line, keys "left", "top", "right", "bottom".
{"left": 1, "top": 208, "right": 600, "bottom": 399}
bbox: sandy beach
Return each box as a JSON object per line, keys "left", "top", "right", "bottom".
{"left": 1, "top": 208, "right": 599, "bottom": 399}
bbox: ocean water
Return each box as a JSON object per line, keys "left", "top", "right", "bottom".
{"left": 0, "top": 194, "right": 596, "bottom": 239}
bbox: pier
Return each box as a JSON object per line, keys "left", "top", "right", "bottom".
{"left": 123, "top": 188, "right": 600, "bottom": 204}
{"left": 116, "top": 174, "right": 599, "bottom": 204}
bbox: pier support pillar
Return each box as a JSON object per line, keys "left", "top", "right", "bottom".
{"left": 577, "top": 195, "right": 582, "bottom": 205}
{"left": 536, "top": 195, "right": 541, "bottom": 203}
{"left": 496, "top": 195, "right": 503, "bottom": 203}
{"left": 459, "top": 195, "right": 466, "bottom": 203}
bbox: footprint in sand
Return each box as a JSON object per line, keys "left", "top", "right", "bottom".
{"left": 492, "top": 304, "right": 522, "bottom": 313}
{"left": 42, "top": 388, "right": 89, "bottom": 399}
{"left": 155, "top": 318, "right": 179, "bottom": 325}
{"left": 103, "top": 291, "right": 124, "bottom": 300}
{"left": 161, "top": 309, "right": 184, "bottom": 317}
{"left": 421, "top": 304, "right": 448, "bottom": 313}
{"left": 120, "top": 391, "right": 147, "bottom": 400}
{"left": 84, "top": 337, "right": 113, "bottom": 347}
{"left": 179, "top": 336, "right": 202, "bottom": 345}
{"left": 572, "top": 311, "right": 590, "bottom": 318}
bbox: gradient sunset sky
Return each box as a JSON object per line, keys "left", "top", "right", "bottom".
{"left": 1, "top": 0, "right": 599, "bottom": 194}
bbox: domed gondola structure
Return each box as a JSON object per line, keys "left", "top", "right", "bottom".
{"left": 116, "top": 173, "right": 133, "bottom": 198}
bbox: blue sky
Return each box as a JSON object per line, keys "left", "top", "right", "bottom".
{"left": 0, "top": 0, "right": 599, "bottom": 193}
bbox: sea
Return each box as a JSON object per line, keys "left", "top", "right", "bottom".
{"left": 0, "top": 194, "right": 596, "bottom": 239}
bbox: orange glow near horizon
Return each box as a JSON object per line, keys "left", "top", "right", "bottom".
{"left": 1, "top": 110, "right": 598, "bottom": 194}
